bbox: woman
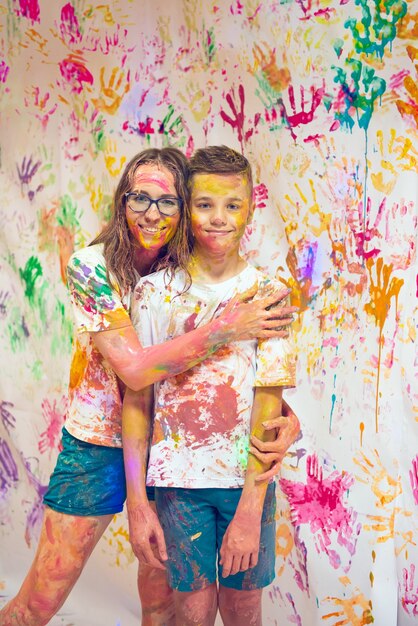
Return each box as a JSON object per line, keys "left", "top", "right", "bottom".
{"left": 1, "top": 147, "right": 298, "bottom": 626}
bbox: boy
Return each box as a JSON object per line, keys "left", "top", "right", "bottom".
{"left": 123, "top": 146, "right": 296, "bottom": 626}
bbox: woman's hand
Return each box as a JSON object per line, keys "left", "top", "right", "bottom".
{"left": 127, "top": 501, "right": 168, "bottom": 569}
{"left": 214, "top": 284, "right": 297, "bottom": 343}
{"left": 250, "top": 401, "right": 301, "bottom": 482}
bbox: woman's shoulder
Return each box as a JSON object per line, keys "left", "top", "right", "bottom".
{"left": 68, "top": 243, "right": 105, "bottom": 269}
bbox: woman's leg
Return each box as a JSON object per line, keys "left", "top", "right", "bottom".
{"left": 218, "top": 587, "right": 263, "bottom": 626}
{"left": 0, "top": 506, "right": 112, "bottom": 626}
{"left": 173, "top": 584, "right": 218, "bottom": 626}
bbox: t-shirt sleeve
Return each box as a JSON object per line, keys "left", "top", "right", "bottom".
{"left": 254, "top": 274, "right": 297, "bottom": 388}
{"left": 130, "top": 278, "right": 155, "bottom": 348}
{"left": 66, "top": 249, "right": 131, "bottom": 334}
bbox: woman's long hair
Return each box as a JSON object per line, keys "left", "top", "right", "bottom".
{"left": 90, "top": 147, "right": 192, "bottom": 293}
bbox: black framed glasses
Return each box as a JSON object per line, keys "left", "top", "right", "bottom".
{"left": 124, "top": 192, "right": 182, "bottom": 216}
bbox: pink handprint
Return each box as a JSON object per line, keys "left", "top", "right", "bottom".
{"left": 278, "top": 82, "right": 326, "bottom": 140}
{"left": 401, "top": 564, "right": 418, "bottom": 616}
{"left": 410, "top": 455, "right": 418, "bottom": 505}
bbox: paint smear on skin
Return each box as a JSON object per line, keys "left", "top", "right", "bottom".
{"left": 132, "top": 171, "right": 175, "bottom": 195}
{"left": 280, "top": 454, "right": 360, "bottom": 570}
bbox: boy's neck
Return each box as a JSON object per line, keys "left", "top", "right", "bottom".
{"left": 189, "top": 247, "right": 247, "bottom": 284}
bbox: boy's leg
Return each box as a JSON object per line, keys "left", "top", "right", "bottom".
{"left": 218, "top": 587, "right": 262, "bottom": 626}
{"left": 154, "top": 488, "right": 218, "bottom": 625}
{"left": 137, "top": 501, "right": 175, "bottom": 626}
{"left": 216, "top": 483, "right": 277, "bottom": 626}
{"left": 0, "top": 506, "right": 112, "bottom": 626}
{"left": 173, "top": 584, "right": 218, "bottom": 626}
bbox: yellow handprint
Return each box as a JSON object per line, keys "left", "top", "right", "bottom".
{"left": 104, "top": 139, "right": 126, "bottom": 177}
{"left": 371, "top": 128, "right": 418, "bottom": 194}
{"left": 354, "top": 449, "right": 401, "bottom": 508}
{"left": 179, "top": 80, "right": 212, "bottom": 123}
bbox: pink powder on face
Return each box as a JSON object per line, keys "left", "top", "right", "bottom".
{"left": 132, "top": 172, "right": 174, "bottom": 194}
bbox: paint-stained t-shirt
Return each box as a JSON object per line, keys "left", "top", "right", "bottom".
{"left": 64, "top": 243, "right": 134, "bottom": 447}
{"left": 132, "top": 264, "right": 296, "bottom": 488}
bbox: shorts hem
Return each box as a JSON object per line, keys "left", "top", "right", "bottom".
{"left": 218, "top": 572, "right": 275, "bottom": 591}
{"left": 43, "top": 500, "right": 123, "bottom": 517}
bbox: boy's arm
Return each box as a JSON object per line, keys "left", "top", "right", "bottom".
{"left": 122, "top": 386, "right": 167, "bottom": 570}
{"left": 219, "top": 386, "right": 282, "bottom": 578}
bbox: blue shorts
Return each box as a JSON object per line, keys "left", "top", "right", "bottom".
{"left": 155, "top": 483, "right": 276, "bottom": 592}
{"left": 43, "top": 428, "right": 154, "bottom": 516}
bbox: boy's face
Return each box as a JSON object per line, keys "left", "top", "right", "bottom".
{"left": 190, "top": 173, "right": 254, "bottom": 256}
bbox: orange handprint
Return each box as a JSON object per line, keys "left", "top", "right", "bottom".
{"left": 322, "top": 590, "right": 374, "bottom": 625}
{"left": 253, "top": 42, "right": 291, "bottom": 93}
{"left": 396, "top": 46, "right": 418, "bottom": 128}
{"left": 92, "top": 66, "right": 130, "bottom": 115}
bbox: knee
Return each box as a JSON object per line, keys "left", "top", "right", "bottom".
{"left": 0, "top": 599, "right": 51, "bottom": 626}
{"left": 175, "top": 586, "right": 217, "bottom": 625}
{"left": 138, "top": 564, "right": 173, "bottom": 612}
{"left": 218, "top": 587, "right": 262, "bottom": 625}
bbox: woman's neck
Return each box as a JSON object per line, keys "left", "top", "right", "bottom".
{"left": 132, "top": 247, "right": 160, "bottom": 277}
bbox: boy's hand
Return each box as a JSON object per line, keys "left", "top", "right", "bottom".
{"left": 127, "top": 502, "right": 168, "bottom": 570}
{"left": 219, "top": 512, "right": 261, "bottom": 577}
{"left": 215, "top": 284, "right": 297, "bottom": 342}
{"left": 250, "top": 404, "right": 300, "bottom": 482}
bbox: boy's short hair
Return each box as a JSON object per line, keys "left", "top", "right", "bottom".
{"left": 188, "top": 145, "right": 253, "bottom": 197}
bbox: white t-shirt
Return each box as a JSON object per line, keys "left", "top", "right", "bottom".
{"left": 64, "top": 243, "right": 134, "bottom": 447}
{"left": 132, "top": 264, "right": 296, "bottom": 488}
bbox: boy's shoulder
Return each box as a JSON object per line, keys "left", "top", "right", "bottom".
{"left": 243, "top": 263, "right": 283, "bottom": 291}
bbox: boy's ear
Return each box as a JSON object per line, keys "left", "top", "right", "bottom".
{"left": 247, "top": 200, "right": 255, "bottom": 225}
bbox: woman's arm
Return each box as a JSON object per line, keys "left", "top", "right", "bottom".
{"left": 122, "top": 386, "right": 167, "bottom": 569}
{"left": 250, "top": 399, "right": 301, "bottom": 481}
{"left": 92, "top": 286, "right": 295, "bottom": 391}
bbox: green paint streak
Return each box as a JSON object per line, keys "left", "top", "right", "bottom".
{"left": 32, "top": 360, "right": 43, "bottom": 380}
{"left": 56, "top": 194, "right": 81, "bottom": 232}
{"left": 7, "top": 307, "right": 29, "bottom": 353}
{"left": 51, "top": 299, "right": 74, "bottom": 356}
{"left": 92, "top": 115, "right": 106, "bottom": 153}
{"left": 19, "top": 256, "right": 48, "bottom": 326}
{"left": 203, "top": 25, "right": 216, "bottom": 65}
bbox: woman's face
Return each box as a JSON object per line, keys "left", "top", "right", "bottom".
{"left": 125, "top": 163, "right": 181, "bottom": 251}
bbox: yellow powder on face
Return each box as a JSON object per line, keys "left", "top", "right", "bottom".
{"left": 191, "top": 173, "right": 250, "bottom": 198}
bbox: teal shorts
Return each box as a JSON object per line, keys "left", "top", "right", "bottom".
{"left": 43, "top": 428, "right": 154, "bottom": 516}
{"left": 155, "top": 483, "right": 276, "bottom": 591}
